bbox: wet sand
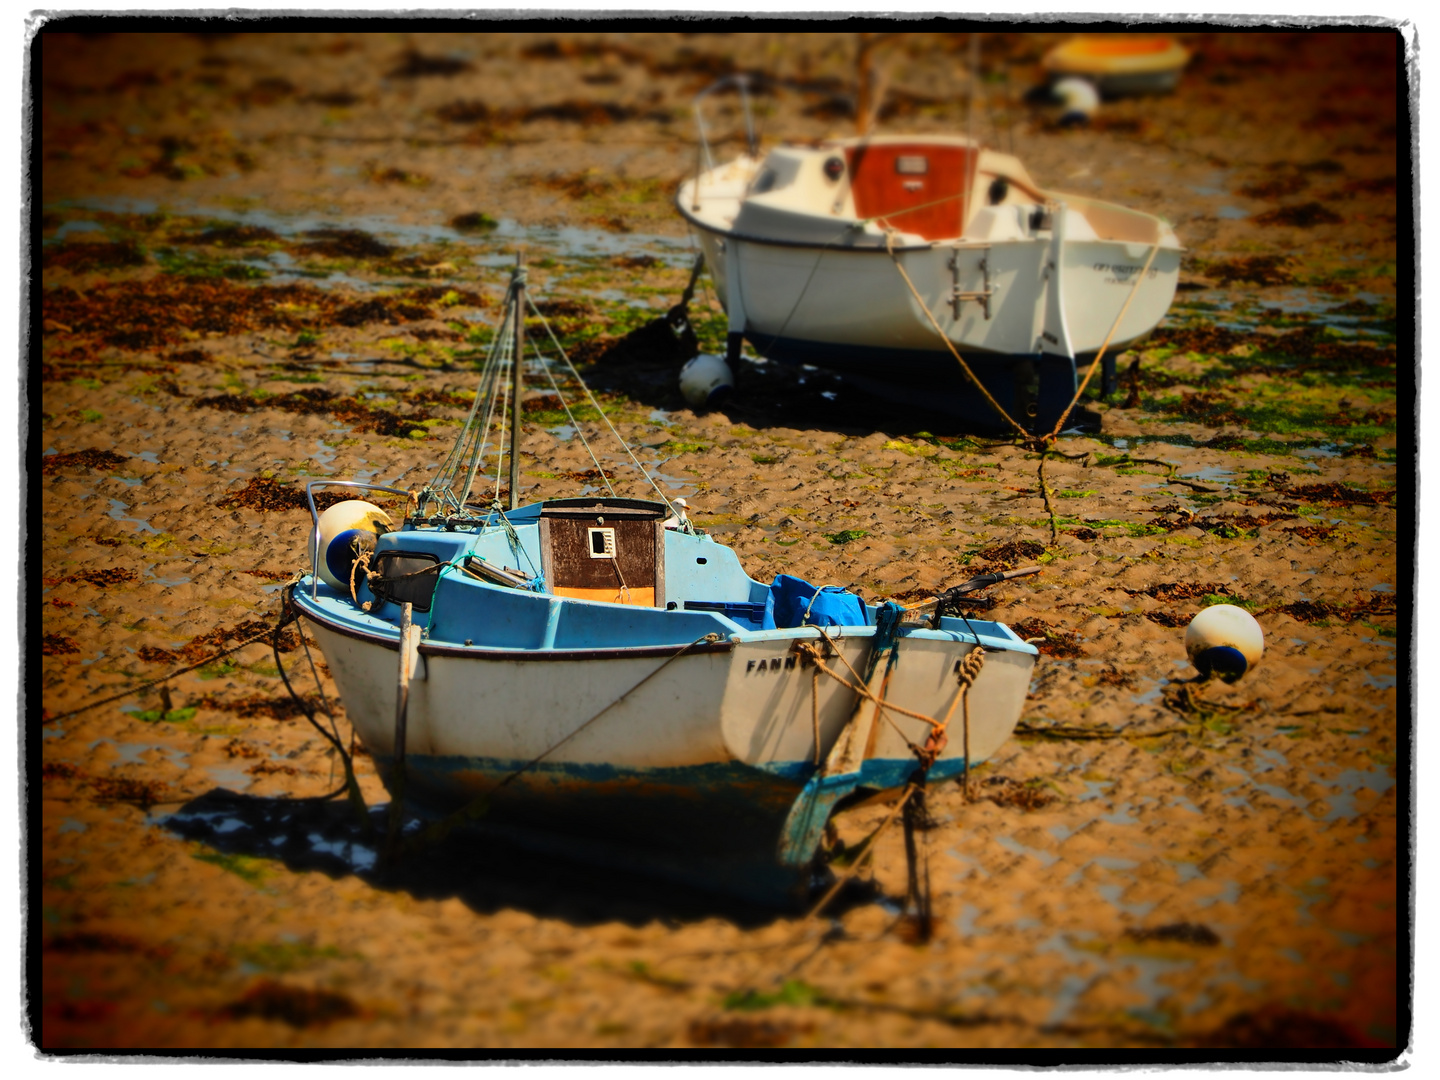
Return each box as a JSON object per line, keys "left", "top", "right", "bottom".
{"left": 37, "top": 29, "right": 1404, "bottom": 1052}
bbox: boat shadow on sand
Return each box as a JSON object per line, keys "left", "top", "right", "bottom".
{"left": 165, "top": 787, "right": 888, "bottom": 929}
{"left": 587, "top": 344, "right": 1102, "bottom": 440}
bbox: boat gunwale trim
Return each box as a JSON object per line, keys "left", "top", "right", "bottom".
{"left": 674, "top": 207, "right": 937, "bottom": 254}
{"left": 297, "top": 601, "right": 738, "bottom": 661}
{"left": 299, "top": 589, "right": 1031, "bottom": 659}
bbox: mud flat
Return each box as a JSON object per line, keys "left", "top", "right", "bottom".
{"left": 37, "top": 29, "right": 1404, "bottom": 1051}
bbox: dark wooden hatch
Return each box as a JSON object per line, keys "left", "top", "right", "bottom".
{"left": 539, "top": 498, "right": 667, "bottom": 607}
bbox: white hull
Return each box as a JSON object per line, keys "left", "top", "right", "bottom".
{"left": 675, "top": 135, "right": 1183, "bottom": 417}
{"left": 299, "top": 602, "right": 1036, "bottom": 903}
{"left": 306, "top": 616, "right": 1032, "bottom": 779}
{"left": 691, "top": 225, "right": 1181, "bottom": 360}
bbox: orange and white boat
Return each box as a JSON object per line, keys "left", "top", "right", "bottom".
{"left": 1042, "top": 35, "right": 1191, "bottom": 97}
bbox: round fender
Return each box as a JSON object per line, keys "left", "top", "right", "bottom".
{"left": 680, "top": 353, "right": 735, "bottom": 409}
{"left": 1185, "top": 604, "right": 1264, "bottom": 683}
{"left": 311, "top": 500, "right": 392, "bottom": 589}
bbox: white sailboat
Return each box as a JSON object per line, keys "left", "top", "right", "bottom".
{"left": 676, "top": 75, "right": 1183, "bottom": 429}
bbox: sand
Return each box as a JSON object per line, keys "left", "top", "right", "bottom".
{"left": 36, "top": 29, "right": 1404, "bottom": 1052}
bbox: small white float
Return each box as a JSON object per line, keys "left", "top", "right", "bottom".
{"left": 1186, "top": 604, "right": 1265, "bottom": 683}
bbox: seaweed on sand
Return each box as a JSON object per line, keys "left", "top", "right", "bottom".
{"left": 40, "top": 449, "right": 129, "bottom": 474}
{"left": 194, "top": 387, "right": 436, "bottom": 437}
{"left": 214, "top": 477, "right": 352, "bottom": 514}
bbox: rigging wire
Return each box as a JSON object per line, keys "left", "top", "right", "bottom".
{"left": 418, "top": 252, "right": 725, "bottom": 532}
{"left": 422, "top": 289, "right": 512, "bottom": 516}
{"left": 524, "top": 336, "right": 618, "bottom": 498}
{"left": 526, "top": 292, "right": 686, "bottom": 522}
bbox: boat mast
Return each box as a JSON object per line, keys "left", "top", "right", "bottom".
{"left": 966, "top": 32, "right": 980, "bottom": 233}
{"left": 968, "top": 32, "right": 979, "bottom": 148}
{"left": 509, "top": 251, "right": 525, "bottom": 511}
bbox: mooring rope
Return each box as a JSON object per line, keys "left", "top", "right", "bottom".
{"left": 954, "top": 647, "right": 985, "bottom": 799}
{"left": 272, "top": 587, "right": 373, "bottom": 821}
{"left": 42, "top": 578, "right": 371, "bottom": 813}
{"left": 794, "top": 637, "right": 943, "bottom": 733}
{"left": 883, "top": 223, "right": 1163, "bottom": 542}
{"left": 1045, "top": 239, "right": 1162, "bottom": 438}
{"left": 883, "top": 221, "right": 1162, "bottom": 447}
{"left": 805, "top": 781, "right": 919, "bottom": 919}
{"left": 785, "top": 612, "right": 989, "bottom": 947}
{"left": 883, "top": 229, "right": 1032, "bottom": 439}
{"left": 348, "top": 547, "right": 372, "bottom": 609}
{"left": 42, "top": 620, "right": 289, "bottom": 725}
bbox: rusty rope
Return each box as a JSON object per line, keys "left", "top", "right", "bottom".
{"left": 884, "top": 222, "right": 1163, "bottom": 549}
{"left": 792, "top": 639, "right": 926, "bottom": 758}
{"left": 955, "top": 647, "right": 986, "bottom": 799}
{"left": 791, "top": 625, "right": 990, "bottom": 893}
{"left": 348, "top": 547, "right": 373, "bottom": 610}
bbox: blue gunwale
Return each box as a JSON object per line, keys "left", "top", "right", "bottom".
{"left": 297, "top": 589, "right": 738, "bottom": 661}
{"left": 295, "top": 580, "right": 1036, "bottom": 658}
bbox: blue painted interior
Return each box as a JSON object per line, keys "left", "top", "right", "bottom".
{"left": 329, "top": 504, "right": 909, "bottom": 651}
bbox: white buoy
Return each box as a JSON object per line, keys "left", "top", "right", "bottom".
{"left": 1053, "top": 76, "right": 1100, "bottom": 126}
{"left": 1185, "top": 604, "right": 1264, "bottom": 683}
{"left": 679, "top": 353, "right": 735, "bottom": 408}
{"left": 311, "top": 500, "right": 392, "bottom": 589}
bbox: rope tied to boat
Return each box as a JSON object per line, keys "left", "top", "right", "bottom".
{"left": 348, "top": 546, "right": 373, "bottom": 610}
{"left": 41, "top": 587, "right": 308, "bottom": 726}
{"left": 791, "top": 617, "right": 989, "bottom": 941}
{"left": 790, "top": 639, "right": 926, "bottom": 758}
{"left": 952, "top": 646, "right": 985, "bottom": 799}
{"left": 487, "top": 499, "right": 539, "bottom": 583}
{"left": 273, "top": 583, "right": 374, "bottom": 824}
{"left": 883, "top": 222, "right": 1163, "bottom": 541}
{"left": 791, "top": 623, "right": 988, "bottom": 784}
{"left": 883, "top": 228, "right": 1032, "bottom": 441}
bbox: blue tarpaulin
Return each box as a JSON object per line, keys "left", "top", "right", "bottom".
{"left": 767, "top": 574, "right": 869, "bottom": 630}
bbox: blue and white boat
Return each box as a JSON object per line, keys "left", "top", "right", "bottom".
{"left": 290, "top": 259, "right": 1038, "bottom": 905}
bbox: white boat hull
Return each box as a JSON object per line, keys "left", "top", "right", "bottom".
{"left": 693, "top": 230, "right": 1179, "bottom": 362}
{"left": 676, "top": 136, "right": 1182, "bottom": 426}
{"left": 301, "top": 607, "right": 1035, "bottom": 902}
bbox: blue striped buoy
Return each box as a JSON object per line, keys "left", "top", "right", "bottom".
{"left": 311, "top": 500, "right": 392, "bottom": 589}
{"left": 679, "top": 353, "right": 735, "bottom": 408}
{"left": 1185, "top": 604, "right": 1264, "bottom": 683}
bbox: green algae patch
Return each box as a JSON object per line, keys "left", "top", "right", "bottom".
{"left": 190, "top": 852, "right": 270, "bottom": 887}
